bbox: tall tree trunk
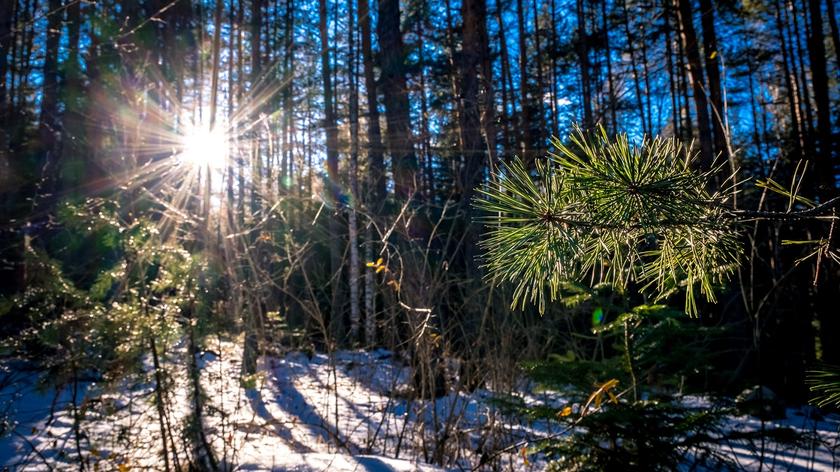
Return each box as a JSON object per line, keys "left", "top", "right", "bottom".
{"left": 348, "top": 0, "right": 362, "bottom": 342}
{"left": 359, "top": 0, "right": 381, "bottom": 345}
{"left": 417, "top": 5, "right": 434, "bottom": 199}
{"left": 495, "top": 0, "right": 514, "bottom": 152}
{"left": 825, "top": 0, "right": 840, "bottom": 68}
{"left": 378, "top": 0, "right": 417, "bottom": 199}
{"left": 664, "top": 0, "right": 681, "bottom": 137}
{"left": 530, "top": 0, "right": 544, "bottom": 148}
{"left": 359, "top": 0, "right": 384, "bottom": 207}
{"left": 460, "top": 0, "right": 494, "bottom": 275}
{"left": 773, "top": 0, "right": 805, "bottom": 159}
{"left": 243, "top": 0, "right": 264, "bottom": 375}
{"left": 319, "top": 0, "right": 345, "bottom": 340}
{"left": 0, "top": 0, "right": 13, "bottom": 135}
{"left": 206, "top": 0, "right": 224, "bottom": 228}
{"left": 806, "top": 0, "right": 834, "bottom": 195}
{"left": 576, "top": 0, "right": 593, "bottom": 130}
{"left": 459, "top": 0, "right": 487, "bottom": 207}
{"left": 698, "top": 0, "right": 729, "bottom": 162}
{"left": 59, "top": 0, "right": 83, "bottom": 194}
{"left": 518, "top": 0, "right": 536, "bottom": 160}
{"left": 600, "top": 0, "right": 616, "bottom": 133}
{"left": 620, "top": 0, "right": 647, "bottom": 135}
{"left": 807, "top": 0, "right": 839, "bottom": 368}
{"left": 37, "top": 0, "right": 63, "bottom": 202}
{"left": 250, "top": 0, "right": 263, "bottom": 217}
{"left": 675, "top": 0, "right": 714, "bottom": 170}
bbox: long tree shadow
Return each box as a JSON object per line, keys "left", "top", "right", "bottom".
{"left": 266, "top": 357, "right": 369, "bottom": 454}
{"left": 245, "top": 386, "right": 313, "bottom": 453}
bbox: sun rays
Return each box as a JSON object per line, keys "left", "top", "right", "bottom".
{"left": 179, "top": 124, "right": 229, "bottom": 171}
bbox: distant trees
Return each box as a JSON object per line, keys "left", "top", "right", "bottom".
{"left": 0, "top": 0, "right": 837, "bottom": 398}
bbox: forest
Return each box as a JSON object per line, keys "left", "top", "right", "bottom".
{"left": 0, "top": 0, "right": 839, "bottom": 469}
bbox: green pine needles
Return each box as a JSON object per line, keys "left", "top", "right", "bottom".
{"left": 477, "top": 126, "right": 741, "bottom": 315}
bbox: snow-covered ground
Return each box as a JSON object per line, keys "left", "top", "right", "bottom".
{"left": 1, "top": 340, "right": 839, "bottom": 471}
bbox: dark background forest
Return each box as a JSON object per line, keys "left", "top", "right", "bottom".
{"left": 0, "top": 0, "right": 839, "bottom": 467}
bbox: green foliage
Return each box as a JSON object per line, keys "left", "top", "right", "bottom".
{"left": 477, "top": 126, "right": 741, "bottom": 315}
{"left": 502, "top": 299, "right": 754, "bottom": 471}
{"left": 1, "top": 199, "right": 200, "bottom": 381}
{"left": 534, "top": 400, "right": 802, "bottom": 472}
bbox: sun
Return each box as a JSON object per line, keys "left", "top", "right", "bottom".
{"left": 180, "top": 125, "right": 228, "bottom": 170}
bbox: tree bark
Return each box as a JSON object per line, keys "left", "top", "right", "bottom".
{"left": 675, "top": 0, "right": 714, "bottom": 170}
{"left": 319, "top": 0, "right": 345, "bottom": 341}
{"left": 698, "top": 0, "right": 729, "bottom": 162}
{"left": 348, "top": 0, "right": 361, "bottom": 342}
{"left": 378, "top": 0, "right": 417, "bottom": 199}
{"left": 576, "top": 0, "right": 593, "bottom": 130}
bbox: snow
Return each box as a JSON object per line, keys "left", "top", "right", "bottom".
{"left": 1, "top": 341, "right": 839, "bottom": 471}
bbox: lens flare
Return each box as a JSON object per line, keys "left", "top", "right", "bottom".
{"left": 181, "top": 125, "right": 228, "bottom": 170}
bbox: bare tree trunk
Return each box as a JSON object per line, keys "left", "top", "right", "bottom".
{"left": 378, "top": 0, "right": 417, "bottom": 199}
{"left": 530, "top": 0, "right": 544, "bottom": 147}
{"left": 0, "top": 0, "right": 14, "bottom": 138}
{"left": 460, "top": 0, "right": 494, "bottom": 274}
{"left": 319, "top": 0, "right": 345, "bottom": 341}
{"left": 664, "top": 0, "right": 681, "bottom": 136}
{"left": 205, "top": 0, "right": 224, "bottom": 229}
{"left": 495, "top": 0, "right": 515, "bottom": 152}
{"left": 699, "top": 0, "right": 729, "bottom": 162}
{"left": 600, "top": 0, "right": 616, "bottom": 132}
{"left": 806, "top": 0, "right": 834, "bottom": 194}
{"left": 576, "top": 0, "right": 593, "bottom": 130}
{"left": 825, "top": 0, "right": 840, "bottom": 68}
{"left": 675, "top": 0, "right": 714, "bottom": 170}
{"left": 359, "top": 0, "right": 381, "bottom": 346}
{"left": 36, "top": 0, "right": 63, "bottom": 203}
{"left": 348, "top": 0, "right": 362, "bottom": 342}
{"left": 773, "top": 0, "right": 805, "bottom": 159}
{"left": 621, "top": 0, "right": 647, "bottom": 136}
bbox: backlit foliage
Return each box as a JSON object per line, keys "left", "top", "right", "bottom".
{"left": 477, "top": 126, "right": 741, "bottom": 315}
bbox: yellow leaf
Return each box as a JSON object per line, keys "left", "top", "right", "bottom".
{"left": 387, "top": 280, "right": 400, "bottom": 291}
{"left": 582, "top": 378, "right": 620, "bottom": 416}
{"left": 710, "top": 50, "right": 718, "bottom": 59}
{"left": 376, "top": 258, "right": 384, "bottom": 266}
{"left": 601, "top": 378, "right": 619, "bottom": 390}
{"left": 118, "top": 464, "right": 130, "bottom": 472}
{"left": 558, "top": 406, "right": 573, "bottom": 417}
{"left": 366, "top": 262, "right": 376, "bottom": 267}
{"left": 376, "top": 265, "right": 386, "bottom": 274}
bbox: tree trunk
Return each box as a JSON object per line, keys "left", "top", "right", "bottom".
{"left": 378, "top": 0, "right": 417, "bottom": 199}
{"left": 495, "top": 0, "right": 514, "bottom": 153}
{"left": 319, "top": 0, "right": 345, "bottom": 341}
{"left": 675, "top": 0, "right": 714, "bottom": 170}
{"left": 620, "top": 0, "right": 647, "bottom": 135}
{"left": 348, "top": 0, "right": 361, "bottom": 342}
{"left": 698, "top": 0, "right": 729, "bottom": 162}
{"left": 0, "top": 0, "right": 13, "bottom": 134}
{"left": 36, "top": 0, "right": 63, "bottom": 202}
{"left": 576, "top": 0, "right": 593, "bottom": 130}
{"left": 517, "top": 0, "right": 537, "bottom": 162}
{"left": 806, "top": 0, "right": 834, "bottom": 195}
{"left": 359, "top": 0, "right": 381, "bottom": 345}
{"left": 806, "top": 0, "right": 839, "bottom": 368}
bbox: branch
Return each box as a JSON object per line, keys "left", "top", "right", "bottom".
{"left": 725, "top": 195, "right": 840, "bottom": 221}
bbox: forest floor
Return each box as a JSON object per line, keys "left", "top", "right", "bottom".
{"left": 1, "top": 338, "right": 839, "bottom": 471}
